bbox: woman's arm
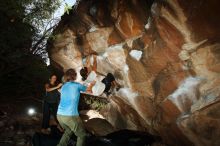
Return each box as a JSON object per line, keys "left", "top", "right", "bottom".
{"left": 45, "top": 83, "right": 62, "bottom": 92}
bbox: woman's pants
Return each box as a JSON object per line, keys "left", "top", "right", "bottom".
{"left": 42, "top": 101, "right": 58, "bottom": 129}
{"left": 57, "top": 115, "right": 86, "bottom": 146}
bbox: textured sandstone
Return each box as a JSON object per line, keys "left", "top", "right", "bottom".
{"left": 47, "top": 0, "right": 220, "bottom": 145}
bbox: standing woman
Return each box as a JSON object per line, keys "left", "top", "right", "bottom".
{"left": 41, "top": 74, "right": 62, "bottom": 134}
{"left": 57, "top": 69, "right": 94, "bottom": 146}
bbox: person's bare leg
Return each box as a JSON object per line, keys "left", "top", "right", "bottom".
{"left": 85, "top": 56, "right": 92, "bottom": 72}
{"left": 91, "top": 55, "right": 97, "bottom": 72}
{"left": 85, "top": 55, "right": 98, "bottom": 73}
{"left": 112, "top": 81, "right": 121, "bottom": 91}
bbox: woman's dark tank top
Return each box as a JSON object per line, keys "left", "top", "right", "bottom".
{"left": 44, "top": 82, "right": 60, "bottom": 103}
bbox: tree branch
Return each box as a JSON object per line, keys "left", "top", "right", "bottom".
{"left": 31, "top": 24, "right": 57, "bottom": 54}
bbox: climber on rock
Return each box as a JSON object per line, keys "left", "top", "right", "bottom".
{"left": 80, "top": 54, "right": 120, "bottom": 96}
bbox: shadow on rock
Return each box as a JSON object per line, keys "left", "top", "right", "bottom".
{"left": 32, "top": 126, "right": 163, "bottom": 146}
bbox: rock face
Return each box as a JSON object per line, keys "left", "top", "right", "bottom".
{"left": 47, "top": 0, "right": 220, "bottom": 145}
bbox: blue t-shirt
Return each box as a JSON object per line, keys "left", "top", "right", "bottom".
{"left": 57, "top": 82, "right": 87, "bottom": 116}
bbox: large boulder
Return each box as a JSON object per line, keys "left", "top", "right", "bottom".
{"left": 47, "top": 0, "right": 220, "bottom": 145}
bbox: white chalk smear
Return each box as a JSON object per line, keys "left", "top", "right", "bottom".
{"left": 129, "top": 50, "right": 142, "bottom": 61}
